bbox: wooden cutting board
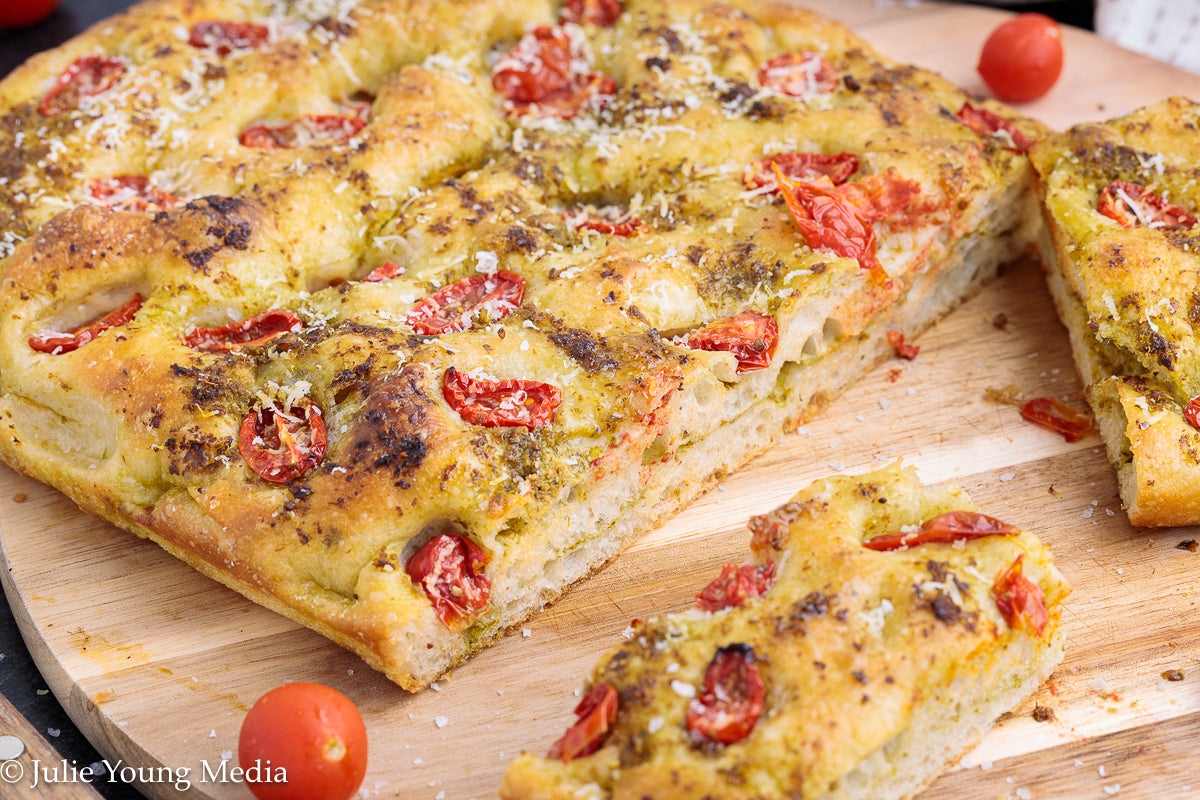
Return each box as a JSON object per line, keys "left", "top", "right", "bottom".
{"left": 4, "top": 3, "right": 1200, "bottom": 799}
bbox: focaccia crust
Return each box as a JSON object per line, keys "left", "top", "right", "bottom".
{"left": 0, "top": 0, "right": 1041, "bottom": 688}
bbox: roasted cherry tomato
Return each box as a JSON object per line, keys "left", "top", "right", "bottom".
{"left": 956, "top": 102, "right": 1034, "bottom": 153}
{"left": 39, "top": 55, "right": 126, "bottom": 116}
{"left": 404, "top": 532, "right": 491, "bottom": 630}
{"left": 547, "top": 683, "right": 619, "bottom": 762}
{"left": 88, "top": 176, "right": 181, "bottom": 213}
{"left": 238, "top": 401, "right": 327, "bottom": 483}
{"left": 184, "top": 309, "right": 302, "bottom": 352}
{"left": 1185, "top": 396, "right": 1200, "bottom": 430}
{"left": 492, "top": 25, "right": 616, "bottom": 118}
{"left": 565, "top": 209, "right": 642, "bottom": 236}
{"left": 240, "top": 113, "right": 366, "bottom": 149}
{"left": 686, "top": 311, "right": 778, "bottom": 374}
{"left": 443, "top": 367, "right": 561, "bottom": 429}
{"left": 992, "top": 554, "right": 1049, "bottom": 636}
{"left": 362, "top": 261, "right": 404, "bottom": 283}
{"left": 774, "top": 165, "right": 890, "bottom": 288}
{"left": 406, "top": 271, "right": 525, "bottom": 335}
{"left": 744, "top": 152, "right": 858, "bottom": 191}
{"left": 188, "top": 20, "right": 270, "bottom": 54}
{"left": 977, "top": 13, "right": 1063, "bottom": 103}
{"left": 695, "top": 562, "right": 776, "bottom": 612}
{"left": 1019, "top": 396, "right": 1091, "bottom": 442}
{"left": 863, "top": 510, "right": 1020, "bottom": 551}
{"left": 238, "top": 682, "right": 368, "bottom": 800}
{"left": 758, "top": 52, "right": 838, "bottom": 97}
{"left": 886, "top": 329, "right": 919, "bottom": 360}
{"left": 686, "top": 644, "right": 765, "bottom": 746}
{"left": 560, "top": 0, "right": 622, "bottom": 26}
{"left": 0, "top": 0, "right": 61, "bottom": 29}
{"left": 1097, "top": 181, "right": 1197, "bottom": 230}
{"left": 28, "top": 295, "right": 143, "bottom": 354}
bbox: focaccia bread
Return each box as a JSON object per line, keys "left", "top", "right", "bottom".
{"left": 0, "top": 0, "right": 1043, "bottom": 689}
{"left": 1030, "top": 96, "right": 1200, "bottom": 526}
{"left": 501, "top": 462, "right": 1069, "bottom": 800}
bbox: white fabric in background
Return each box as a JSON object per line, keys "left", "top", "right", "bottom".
{"left": 1095, "top": 0, "right": 1200, "bottom": 75}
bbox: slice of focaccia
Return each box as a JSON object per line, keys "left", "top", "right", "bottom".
{"left": 502, "top": 462, "right": 1069, "bottom": 800}
{"left": 0, "top": 0, "right": 1043, "bottom": 689}
{"left": 1030, "top": 96, "right": 1200, "bottom": 526}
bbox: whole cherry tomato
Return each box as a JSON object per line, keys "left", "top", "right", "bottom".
{"left": 0, "top": 0, "right": 61, "bottom": 29}
{"left": 238, "top": 682, "right": 368, "bottom": 800}
{"left": 977, "top": 13, "right": 1064, "bottom": 103}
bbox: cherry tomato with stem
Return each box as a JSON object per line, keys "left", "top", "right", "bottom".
{"left": 238, "top": 682, "right": 368, "bottom": 800}
{"left": 977, "top": 13, "right": 1064, "bottom": 103}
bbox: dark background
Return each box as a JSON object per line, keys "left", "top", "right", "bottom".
{"left": 0, "top": 1, "right": 1095, "bottom": 799}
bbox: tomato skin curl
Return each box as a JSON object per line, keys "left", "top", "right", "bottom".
{"left": 183, "top": 309, "right": 302, "bottom": 352}
{"left": 992, "top": 554, "right": 1049, "bottom": 636}
{"left": 547, "top": 683, "right": 619, "bottom": 762}
{"left": 686, "top": 311, "right": 779, "bottom": 374}
{"left": 28, "top": 295, "right": 143, "bottom": 354}
{"left": 863, "top": 510, "right": 1020, "bottom": 551}
{"left": 773, "top": 164, "right": 891, "bottom": 288}
{"left": 1019, "top": 396, "right": 1091, "bottom": 442}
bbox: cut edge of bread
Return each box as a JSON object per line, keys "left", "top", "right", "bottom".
{"left": 824, "top": 621, "right": 1066, "bottom": 800}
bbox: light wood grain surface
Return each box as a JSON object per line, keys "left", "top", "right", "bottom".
{"left": 4, "top": 3, "right": 1200, "bottom": 799}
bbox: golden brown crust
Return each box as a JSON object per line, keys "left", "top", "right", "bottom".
{"left": 500, "top": 462, "right": 1069, "bottom": 800}
{"left": 1031, "top": 96, "right": 1200, "bottom": 526}
{"left": 0, "top": 0, "right": 1041, "bottom": 688}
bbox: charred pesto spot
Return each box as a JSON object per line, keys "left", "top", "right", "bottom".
{"left": 926, "top": 592, "right": 961, "bottom": 624}
{"left": 696, "top": 240, "right": 786, "bottom": 306}
{"left": 347, "top": 364, "right": 433, "bottom": 486}
{"left": 164, "top": 426, "right": 235, "bottom": 475}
